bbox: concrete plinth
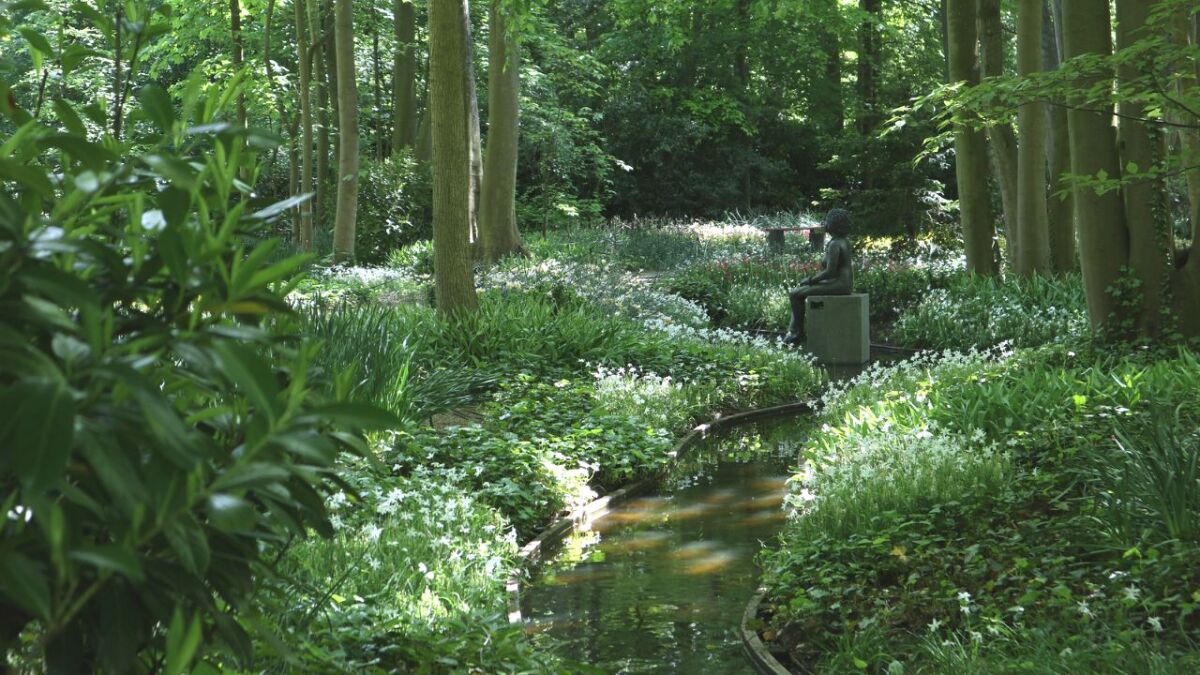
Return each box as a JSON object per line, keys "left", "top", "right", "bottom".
{"left": 805, "top": 294, "right": 869, "bottom": 365}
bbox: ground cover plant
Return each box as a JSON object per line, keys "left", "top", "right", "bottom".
{"left": 758, "top": 344, "right": 1200, "bottom": 672}
{"left": 259, "top": 258, "right": 825, "bottom": 671}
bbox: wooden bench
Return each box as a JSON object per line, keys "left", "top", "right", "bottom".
{"left": 763, "top": 226, "right": 825, "bottom": 254}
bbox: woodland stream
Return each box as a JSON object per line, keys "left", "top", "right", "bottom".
{"left": 519, "top": 355, "right": 899, "bottom": 673}
{"left": 520, "top": 415, "right": 808, "bottom": 673}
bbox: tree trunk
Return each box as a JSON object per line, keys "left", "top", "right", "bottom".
{"left": 1061, "top": 0, "right": 1129, "bottom": 330}
{"left": 1170, "top": 12, "right": 1200, "bottom": 244}
{"left": 310, "top": 0, "right": 330, "bottom": 224}
{"left": 947, "top": 0, "right": 997, "bottom": 275}
{"left": 978, "top": 0, "right": 1020, "bottom": 264}
{"left": 1117, "top": 0, "right": 1169, "bottom": 333}
{"left": 429, "top": 0, "right": 479, "bottom": 313}
{"left": 230, "top": 0, "right": 247, "bottom": 129}
{"left": 392, "top": 0, "right": 418, "bottom": 153}
{"left": 857, "top": 0, "right": 880, "bottom": 134}
{"left": 465, "top": 4, "right": 483, "bottom": 248}
{"left": 324, "top": 3, "right": 341, "bottom": 176}
{"left": 1015, "top": 0, "right": 1050, "bottom": 276}
{"left": 372, "top": 1, "right": 384, "bottom": 160}
{"left": 295, "top": 0, "right": 315, "bottom": 249}
{"left": 332, "top": 0, "right": 359, "bottom": 264}
{"left": 813, "top": 0, "right": 843, "bottom": 135}
{"left": 479, "top": 0, "right": 523, "bottom": 263}
{"left": 1043, "top": 0, "right": 1075, "bottom": 272}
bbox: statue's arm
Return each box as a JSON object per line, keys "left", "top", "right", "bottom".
{"left": 806, "top": 244, "right": 844, "bottom": 284}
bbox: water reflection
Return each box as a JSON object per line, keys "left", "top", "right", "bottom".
{"left": 522, "top": 418, "right": 812, "bottom": 674}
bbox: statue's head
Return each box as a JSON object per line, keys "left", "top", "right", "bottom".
{"left": 823, "top": 208, "right": 852, "bottom": 237}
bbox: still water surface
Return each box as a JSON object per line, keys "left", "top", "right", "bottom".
{"left": 521, "top": 418, "right": 810, "bottom": 673}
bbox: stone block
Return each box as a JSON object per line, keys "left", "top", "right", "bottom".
{"left": 805, "top": 294, "right": 869, "bottom": 365}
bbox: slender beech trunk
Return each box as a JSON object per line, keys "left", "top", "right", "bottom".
{"left": 1044, "top": 0, "right": 1075, "bottom": 272}
{"left": 294, "top": 0, "right": 315, "bottom": 249}
{"left": 464, "top": 5, "right": 483, "bottom": 246}
{"left": 478, "top": 0, "right": 523, "bottom": 262}
{"left": 392, "top": 0, "right": 418, "bottom": 152}
{"left": 324, "top": 4, "right": 341, "bottom": 165}
{"left": 416, "top": 103, "right": 433, "bottom": 162}
{"left": 978, "top": 0, "right": 1020, "bottom": 263}
{"left": 429, "top": 0, "right": 479, "bottom": 313}
{"left": 1170, "top": 12, "right": 1200, "bottom": 243}
{"left": 230, "top": 0, "right": 247, "bottom": 129}
{"left": 372, "top": 2, "right": 384, "bottom": 160}
{"left": 1015, "top": 0, "right": 1050, "bottom": 276}
{"left": 1117, "top": 0, "right": 1169, "bottom": 333}
{"left": 1061, "top": 0, "right": 1129, "bottom": 329}
{"left": 857, "top": 0, "right": 881, "bottom": 135}
{"left": 310, "top": 0, "right": 330, "bottom": 223}
{"left": 947, "top": 0, "right": 997, "bottom": 275}
{"left": 332, "top": 0, "right": 358, "bottom": 263}
{"left": 814, "top": 0, "right": 843, "bottom": 135}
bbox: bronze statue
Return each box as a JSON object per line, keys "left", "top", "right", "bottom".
{"left": 783, "top": 209, "right": 853, "bottom": 346}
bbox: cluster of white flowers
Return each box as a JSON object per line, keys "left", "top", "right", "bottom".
{"left": 592, "top": 364, "right": 689, "bottom": 428}
{"left": 478, "top": 258, "right": 710, "bottom": 327}
{"left": 316, "top": 463, "right": 519, "bottom": 628}
{"left": 787, "top": 421, "right": 1007, "bottom": 518}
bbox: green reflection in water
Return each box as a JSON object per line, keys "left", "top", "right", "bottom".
{"left": 522, "top": 417, "right": 813, "bottom": 674}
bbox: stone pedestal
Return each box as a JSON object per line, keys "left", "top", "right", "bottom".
{"left": 805, "top": 294, "right": 869, "bottom": 365}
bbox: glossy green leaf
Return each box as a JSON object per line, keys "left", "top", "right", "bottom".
{"left": 0, "top": 551, "right": 52, "bottom": 619}
{"left": 0, "top": 378, "right": 76, "bottom": 492}
{"left": 69, "top": 545, "right": 145, "bottom": 582}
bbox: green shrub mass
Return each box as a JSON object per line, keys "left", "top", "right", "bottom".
{"left": 760, "top": 345, "right": 1200, "bottom": 672}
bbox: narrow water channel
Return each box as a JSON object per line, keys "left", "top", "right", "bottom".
{"left": 520, "top": 417, "right": 811, "bottom": 673}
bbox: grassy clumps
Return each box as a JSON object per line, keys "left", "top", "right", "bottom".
{"left": 759, "top": 345, "right": 1200, "bottom": 672}
{"left": 891, "top": 273, "right": 1089, "bottom": 351}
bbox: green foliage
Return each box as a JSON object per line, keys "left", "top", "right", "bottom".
{"left": 0, "top": 77, "right": 389, "bottom": 671}
{"left": 760, "top": 345, "right": 1200, "bottom": 671}
{"left": 890, "top": 273, "right": 1089, "bottom": 350}
{"left": 349, "top": 152, "right": 428, "bottom": 265}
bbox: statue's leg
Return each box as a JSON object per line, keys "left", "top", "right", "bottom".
{"left": 786, "top": 286, "right": 810, "bottom": 340}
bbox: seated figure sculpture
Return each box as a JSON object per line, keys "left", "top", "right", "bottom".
{"left": 783, "top": 209, "right": 853, "bottom": 346}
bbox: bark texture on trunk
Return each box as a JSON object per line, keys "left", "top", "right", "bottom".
{"left": 429, "top": 0, "right": 479, "bottom": 313}
{"left": 1117, "top": 0, "right": 1169, "bottom": 333}
{"left": 231, "top": 0, "right": 247, "bottom": 129}
{"left": 332, "top": 0, "right": 359, "bottom": 263}
{"left": 295, "top": 0, "right": 315, "bottom": 249}
{"left": 1016, "top": 0, "right": 1050, "bottom": 276}
{"left": 465, "top": 4, "right": 483, "bottom": 247}
{"left": 392, "top": 0, "right": 419, "bottom": 153}
{"left": 978, "top": 0, "right": 1020, "bottom": 263}
{"left": 947, "top": 0, "right": 997, "bottom": 275}
{"left": 309, "top": 0, "right": 330, "bottom": 223}
{"left": 1062, "top": 0, "right": 1129, "bottom": 328}
{"left": 478, "top": 0, "right": 524, "bottom": 262}
{"left": 1044, "top": 0, "right": 1075, "bottom": 272}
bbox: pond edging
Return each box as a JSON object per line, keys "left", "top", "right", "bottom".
{"left": 504, "top": 400, "right": 812, "bottom": 626}
{"left": 742, "top": 587, "right": 794, "bottom": 675}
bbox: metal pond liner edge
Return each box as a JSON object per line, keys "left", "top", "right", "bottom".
{"left": 503, "top": 400, "right": 814, "bottom": 640}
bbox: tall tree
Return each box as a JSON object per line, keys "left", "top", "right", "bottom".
{"left": 1061, "top": 0, "right": 1128, "bottom": 326}
{"left": 392, "top": 0, "right": 419, "bottom": 153}
{"left": 310, "top": 0, "right": 331, "bottom": 222}
{"left": 947, "top": 0, "right": 997, "bottom": 274}
{"left": 978, "top": 0, "right": 1020, "bottom": 262}
{"left": 1043, "top": 0, "right": 1075, "bottom": 272}
{"left": 813, "top": 0, "right": 844, "bottom": 135}
{"left": 465, "top": 8, "right": 483, "bottom": 248}
{"left": 332, "top": 0, "right": 359, "bottom": 263}
{"left": 230, "top": 0, "right": 247, "bottom": 129}
{"left": 478, "top": 0, "right": 524, "bottom": 262}
{"left": 1015, "top": 0, "right": 1050, "bottom": 275}
{"left": 429, "top": 0, "right": 479, "bottom": 312}
{"left": 857, "top": 0, "right": 881, "bottom": 134}
{"left": 295, "top": 0, "right": 316, "bottom": 249}
{"left": 1116, "top": 0, "right": 1169, "bottom": 332}
{"left": 1170, "top": 11, "right": 1200, "bottom": 242}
